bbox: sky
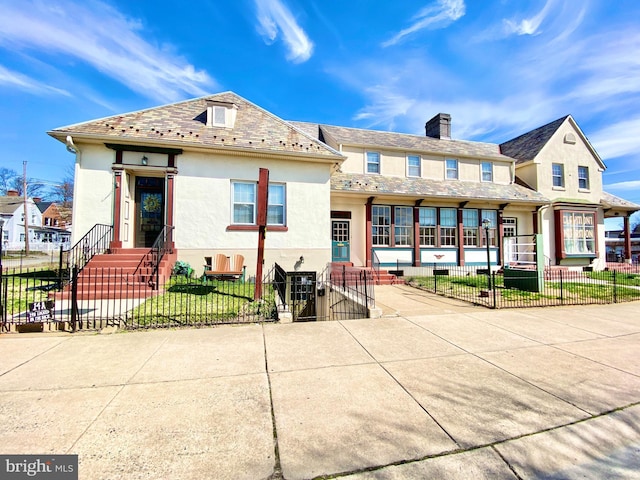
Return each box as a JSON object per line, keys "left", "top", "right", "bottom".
{"left": 0, "top": 0, "right": 639, "bottom": 227}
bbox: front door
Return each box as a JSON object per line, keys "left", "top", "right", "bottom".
{"left": 135, "top": 177, "right": 165, "bottom": 248}
{"left": 331, "top": 220, "right": 350, "bottom": 262}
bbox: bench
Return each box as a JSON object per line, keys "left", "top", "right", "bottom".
{"left": 203, "top": 254, "right": 245, "bottom": 282}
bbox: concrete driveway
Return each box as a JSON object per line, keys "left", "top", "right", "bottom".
{"left": 1, "top": 284, "right": 639, "bottom": 479}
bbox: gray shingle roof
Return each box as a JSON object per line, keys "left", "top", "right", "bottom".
{"left": 331, "top": 173, "right": 549, "bottom": 205}
{"left": 500, "top": 116, "right": 569, "bottom": 163}
{"left": 288, "top": 122, "right": 514, "bottom": 161}
{"left": 49, "top": 92, "right": 343, "bottom": 160}
{"left": 0, "top": 196, "right": 23, "bottom": 215}
{"left": 601, "top": 191, "right": 640, "bottom": 211}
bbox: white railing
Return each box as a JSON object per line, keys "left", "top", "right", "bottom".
{"left": 3, "top": 241, "right": 71, "bottom": 253}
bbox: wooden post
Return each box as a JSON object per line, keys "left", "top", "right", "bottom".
{"left": 255, "top": 168, "right": 269, "bottom": 300}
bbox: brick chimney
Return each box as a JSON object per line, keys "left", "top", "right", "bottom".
{"left": 33, "top": 197, "right": 42, "bottom": 203}
{"left": 7, "top": 189, "right": 19, "bottom": 197}
{"left": 425, "top": 113, "right": 451, "bottom": 139}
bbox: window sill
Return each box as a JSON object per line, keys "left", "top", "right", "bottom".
{"left": 552, "top": 186, "right": 566, "bottom": 191}
{"left": 578, "top": 188, "right": 591, "bottom": 193}
{"left": 226, "top": 225, "right": 288, "bottom": 232}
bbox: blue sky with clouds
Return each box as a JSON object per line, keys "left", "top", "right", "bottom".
{"left": 1, "top": 0, "right": 638, "bottom": 225}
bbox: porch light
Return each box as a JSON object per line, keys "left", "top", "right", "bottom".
{"left": 141, "top": 156, "right": 148, "bottom": 166}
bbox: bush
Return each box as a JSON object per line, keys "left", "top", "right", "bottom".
{"left": 173, "top": 260, "right": 193, "bottom": 278}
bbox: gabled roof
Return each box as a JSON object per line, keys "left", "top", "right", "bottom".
{"left": 331, "top": 173, "right": 549, "bottom": 205}
{"left": 499, "top": 116, "right": 569, "bottom": 163}
{"left": 0, "top": 196, "right": 24, "bottom": 215}
{"left": 500, "top": 115, "right": 605, "bottom": 170}
{"left": 289, "top": 122, "right": 514, "bottom": 161}
{"left": 36, "top": 201, "right": 53, "bottom": 214}
{"left": 49, "top": 92, "right": 344, "bottom": 161}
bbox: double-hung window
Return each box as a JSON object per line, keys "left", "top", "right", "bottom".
{"left": 578, "top": 166, "right": 589, "bottom": 190}
{"left": 481, "top": 162, "right": 493, "bottom": 182}
{"left": 552, "top": 163, "right": 564, "bottom": 187}
{"left": 440, "top": 208, "right": 457, "bottom": 246}
{"left": 232, "top": 181, "right": 286, "bottom": 226}
{"left": 407, "top": 155, "right": 421, "bottom": 177}
{"left": 366, "top": 152, "right": 380, "bottom": 174}
{"left": 232, "top": 182, "right": 256, "bottom": 224}
{"left": 372, "top": 206, "right": 390, "bottom": 245}
{"left": 419, "top": 207, "right": 436, "bottom": 246}
{"left": 394, "top": 207, "right": 413, "bottom": 246}
{"left": 446, "top": 159, "right": 458, "bottom": 179}
{"left": 481, "top": 210, "right": 497, "bottom": 246}
{"left": 462, "top": 209, "right": 479, "bottom": 246}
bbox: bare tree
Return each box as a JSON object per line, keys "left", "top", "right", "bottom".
{"left": 0, "top": 167, "right": 18, "bottom": 194}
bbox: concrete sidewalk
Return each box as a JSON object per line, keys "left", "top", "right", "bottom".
{"left": 1, "top": 285, "right": 640, "bottom": 479}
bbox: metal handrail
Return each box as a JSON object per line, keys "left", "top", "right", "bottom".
{"left": 371, "top": 249, "right": 381, "bottom": 282}
{"left": 134, "top": 225, "right": 174, "bottom": 289}
{"left": 66, "top": 224, "right": 113, "bottom": 274}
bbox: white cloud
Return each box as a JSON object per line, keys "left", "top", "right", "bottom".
{"left": 254, "top": 0, "right": 314, "bottom": 63}
{"left": 382, "top": 0, "right": 466, "bottom": 47}
{"left": 589, "top": 117, "right": 640, "bottom": 161}
{"left": 0, "top": 0, "right": 214, "bottom": 103}
{"left": 503, "top": 0, "right": 557, "bottom": 36}
{"left": 0, "top": 64, "right": 70, "bottom": 96}
{"left": 604, "top": 180, "right": 640, "bottom": 191}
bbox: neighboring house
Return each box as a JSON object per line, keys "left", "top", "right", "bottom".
{"left": 47, "top": 92, "right": 640, "bottom": 275}
{"left": 605, "top": 226, "right": 640, "bottom": 263}
{"left": 0, "top": 191, "right": 43, "bottom": 250}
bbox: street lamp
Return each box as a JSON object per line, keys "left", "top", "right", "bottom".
{"left": 482, "top": 218, "right": 492, "bottom": 290}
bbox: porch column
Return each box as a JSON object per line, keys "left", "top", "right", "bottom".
{"left": 457, "top": 208, "right": 465, "bottom": 266}
{"left": 624, "top": 215, "right": 632, "bottom": 263}
{"left": 365, "top": 197, "right": 374, "bottom": 268}
{"left": 532, "top": 209, "right": 539, "bottom": 234}
{"left": 110, "top": 167, "right": 123, "bottom": 249}
{"left": 413, "top": 202, "right": 421, "bottom": 267}
{"left": 497, "top": 209, "right": 505, "bottom": 266}
{"left": 166, "top": 172, "right": 176, "bottom": 251}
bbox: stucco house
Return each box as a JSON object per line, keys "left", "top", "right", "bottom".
{"left": 47, "top": 92, "right": 639, "bottom": 279}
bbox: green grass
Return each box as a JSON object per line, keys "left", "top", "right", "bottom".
{"left": 1, "top": 268, "right": 62, "bottom": 314}
{"left": 407, "top": 271, "right": 640, "bottom": 307}
{"left": 127, "top": 277, "right": 277, "bottom": 327}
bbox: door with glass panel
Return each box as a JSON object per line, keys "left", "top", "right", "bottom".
{"left": 331, "top": 220, "right": 350, "bottom": 262}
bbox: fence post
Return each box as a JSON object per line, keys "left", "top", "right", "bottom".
{"left": 492, "top": 272, "right": 497, "bottom": 308}
{"left": 433, "top": 265, "right": 438, "bottom": 293}
{"left": 613, "top": 269, "right": 617, "bottom": 303}
{"left": 70, "top": 266, "right": 78, "bottom": 332}
{"left": 342, "top": 264, "right": 346, "bottom": 290}
{"left": 363, "top": 270, "right": 369, "bottom": 309}
{"left": 58, "top": 245, "right": 64, "bottom": 291}
{"left": 559, "top": 270, "right": 564, "bottom": 304}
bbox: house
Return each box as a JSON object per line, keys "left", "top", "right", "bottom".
{"left": 0, "top": 190, "right": 43, "bottom": 251}
{"left": 605, "top": 226, "right": 640, "bottom": 264}
{"left": 47, "top": 92, "right": 639, "bottom": 278}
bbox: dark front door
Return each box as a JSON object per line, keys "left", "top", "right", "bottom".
{"left": 135, "top": 177, "right": 165, "bottom": 248}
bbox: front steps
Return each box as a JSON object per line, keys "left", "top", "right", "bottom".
{"left": 330, "top": 263, "right": 398, "bottom": 285}
{"left": 56, "top": 248, "right": 177, "bottom": 300}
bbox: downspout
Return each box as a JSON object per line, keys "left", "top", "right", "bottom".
{"left": 65, "top": 136, "right": 81, "bottom": 245}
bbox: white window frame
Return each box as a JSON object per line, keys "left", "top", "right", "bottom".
{"left": 407, "top": 155, "right": 421, "bottom": 177}
{"left": 578, "top": 166, "right": 590, "bottom": 190}
{"left": 231, "top": 181, "right": 286, "bottom": 226}
{"left": 481, "top": 162, "right": 493, "bottom": 182}
{"left": 552, "top": 163, "right": 565, "bottom": 188}
{"left": 366, "top": 152, "right": 380, "bottom": 174}
{"left": 446, "top": 159, "right": 458, "bottom": 180}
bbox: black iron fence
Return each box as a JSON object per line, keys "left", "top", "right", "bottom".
{"left": 1, "top": 264, "right": 278, "bottom": 332}
{"left": 404, "top": 265, "right": 640, "bottom": 309}
{"left": 1, "top": 262, "right": 378, "bottom": 333}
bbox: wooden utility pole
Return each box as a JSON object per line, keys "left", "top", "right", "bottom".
{"left": 254, "top": 168, "right": 269, "bottom": 300}
{"left": 23, "top": 161, "right": 30, "bottom": 255}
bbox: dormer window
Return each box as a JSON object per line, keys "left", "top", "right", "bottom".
{"left": 206, "top": 100, "right": 238, "bottom": 128}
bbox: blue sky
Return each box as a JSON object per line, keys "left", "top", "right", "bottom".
{"left": 1, "top": 0, "right": 638, "bottom": 226}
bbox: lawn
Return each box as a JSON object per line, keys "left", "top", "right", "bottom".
{"left": 126, "top": 276, "right": 277, "bottom": 327}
